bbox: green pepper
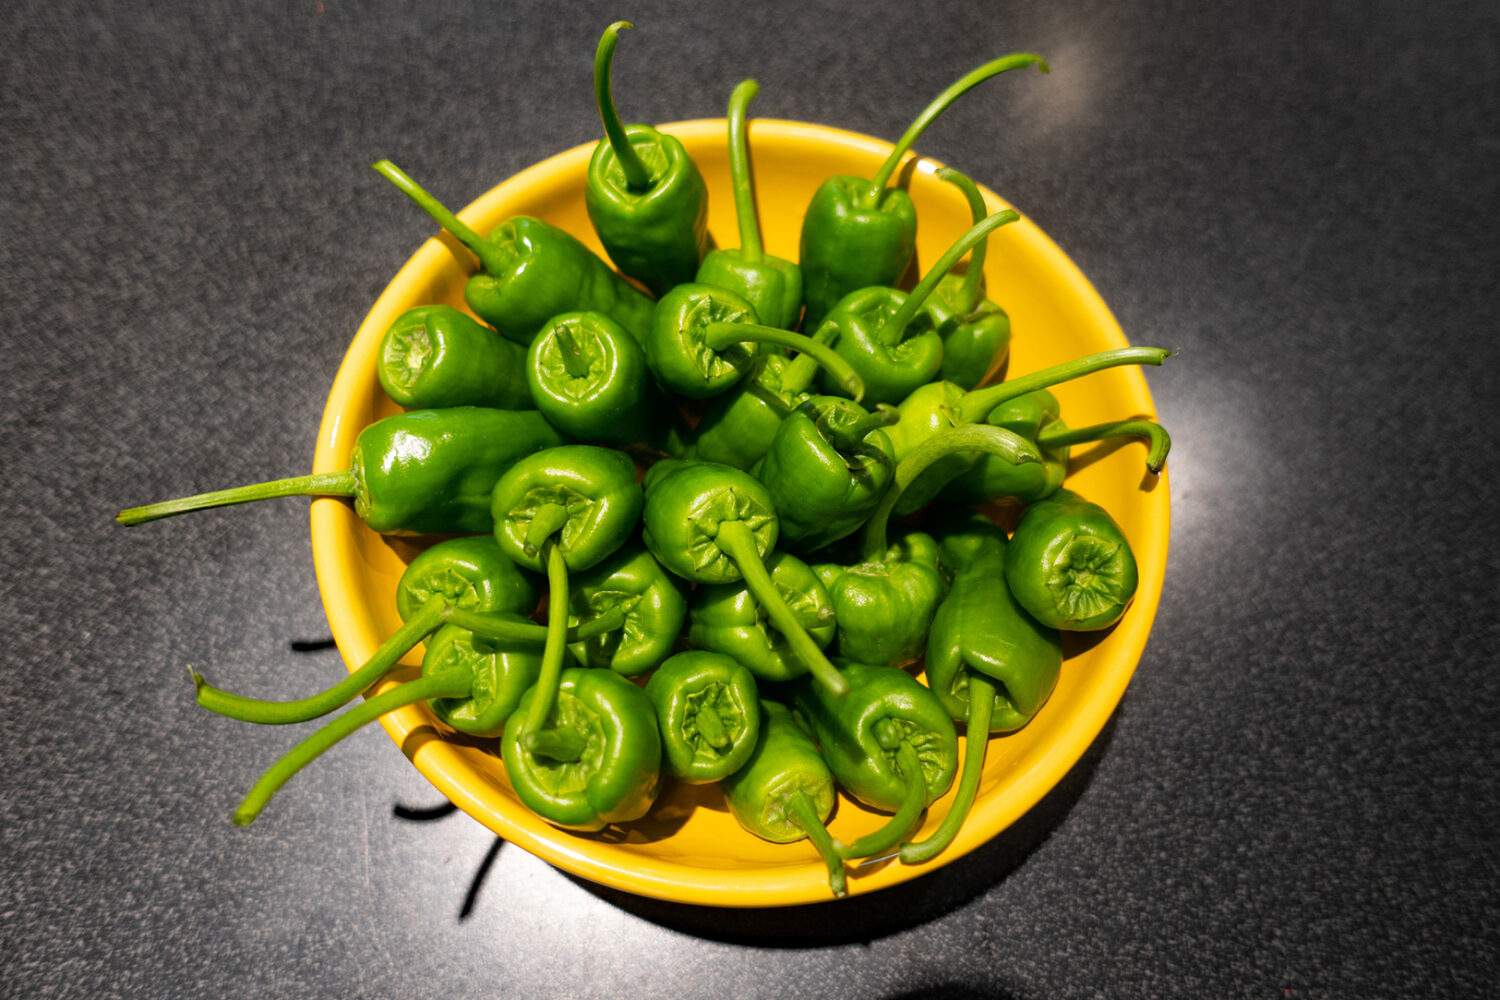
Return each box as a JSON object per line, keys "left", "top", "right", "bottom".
{"left": 694, "top": 79, "right": 803, "bottom": 330}
{"left": 898, "top": 509, "right": 1061, "bottom": 864}
{"left": 373, "top": 159, "right": 655, "bottom": 345}
{"left": 586, "top": 21, "right": 709, "bottom": 297}
{"left": 568, "top": 541, "right": 687, "bottom": 677}
{"left": 395, "top": 534, "right": 538, "bottom": 622}
{"left": 720, "top": 700, "right": 846, "bottom": 897}
{"left": 687, "top": 550, "right": 836, "bottom": 682}
{"left": 640, "top": 459, "right": 848, "bottom": 697}
{"left": 1005, "top": 488, "right": 1139, "bottom": 631}
{"left": 420, "top": 618, "right": 546, "bottom": 737}
{"left": 798, "top": 54, "right": 1048, "bottom": 331}
{"left": 813, "top": 423, "right": 1039, "bottom": 668}
{"left": 115, "top": 407, "right": 565, "bottom": 534}
{"left": 644, "top": 650, "right": 761, "bottom": 784}
{"left": 688, "top": 340, "right": 827, "bottom": 470}
{"left": 813, "top": 208, "right": 1019, "bottom": 407}
{"left": 377, "top": 305, "right": 532, "bottom": 411}
{"left": 645, "top": 283, "right": 862, "bottom": 400}
{"left": 923, "top": 169, "right": 1011, "bottom": 390}
{"left": 790, "top": 659, "right": 958, "bottom": 861}
{"left": 752, "top": 396, "right": 898, "bottom": 553}
{"left": 501, "top": 666, "right": 662, "bottom": 831}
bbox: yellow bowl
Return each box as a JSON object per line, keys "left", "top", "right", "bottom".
{"left": 310, "top": 120, "right": 1168, "bottom": 907}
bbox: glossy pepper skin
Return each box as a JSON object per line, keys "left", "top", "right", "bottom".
{"left": 395, "top": 535, "right": 539, "bottom": 622}
{"left": 689, "top": 341, "right": 826, "bottom": 470}
{"left": 586, "top": 22, "right": 709, "bottom": 296}
{"left": 526, "top": 311, "right": 664, "bottom": 449}
{"left": 935, "top": 390, "right": 1070, "bottom": 508}
{"left": 377, "top": 305, "right": 532, "bottom": 411}
{"left": 501, "top": 666, "right": 662, "bottom": 832}
{"left": 923, "top": 169, "right": 1011, "bottom": 390}
{"left": 753, "top": 396, "right": 898, "bottom": 553}
{"left": 115, "top": 407, "right": 565, "bottom": 535}
{"left": 694, "top": 79, "right": 803, "bottom": 330}
{"left": 372, "top": 160, "right": 655, "bottom": 345}
{"left": 1005, "top": 488, "right": 1139, "bottom": 631}
{"left": 798, "top": 54, "right": 1048, "bottom": 331}
{"left": 568, "top": 542, "right": 687, "bottom": 677}
{"left": 490, "top": 446, "right": 644, "bottom": 576}
{"left": 644, "top": 651, "right": 761, "bottom": 784}
{"left": 688, "top": 551, "right": 836, "bottom": 682}
{"left": 422, "top": 618, "right": 546, "bottom": 737}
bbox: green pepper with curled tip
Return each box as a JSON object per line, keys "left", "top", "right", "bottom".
{"left": 695, "top": 79, "right": 803, "bottom": 330}
{"left": 115, "top": 407, "right": 565, "bottom": 535}
{"left": 1005, "top": 488, "right": 1139, "bottom": 631}
{"left": 688, "top": 335, "right": 829, "bottom": 470}
{"left": 568, "top": 541, "right": 687, "bottom": 677}
{"left": 923, "top": 168, "right": 1011, "bottom": 390}
{"left": 372, "top": 159, "right": 655, "bottom": 345}
{"left": 377, "top": 305, "right": 532, "bottom": 411}
{"left": 687, "top": 550, "right": 836, "bottom": 682}
{"left": 644, "top": 650, "right": 761, "bottom": 784}
{"left": 586, "top": 21, "right": 709, "bottom": 296}
{"left": 798, "top": 53, "right": 1048, "bottom": 331}
{"left": 721, "top": 700, "right": 846, "bottom": 897}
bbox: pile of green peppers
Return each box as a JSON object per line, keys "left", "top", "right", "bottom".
{"left": 114, "top": 25, "right": 1175, "bottom": 900}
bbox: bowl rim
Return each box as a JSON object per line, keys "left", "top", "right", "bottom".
{"left": 310, "top": 118, "right": 1168, "bottom": 907}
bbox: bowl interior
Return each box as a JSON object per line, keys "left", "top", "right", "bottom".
{"left": 310, "top": 120, "right": 1167, "bottom": 907}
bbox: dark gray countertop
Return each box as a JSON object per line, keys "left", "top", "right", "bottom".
{"left": 4, "top": 1, "right": 1497, "bottom": 997}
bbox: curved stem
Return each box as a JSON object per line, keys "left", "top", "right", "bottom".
{"left": 1039, "top": 418, "right": 1172, "bottom": 474}
{"left": 936, "top": 168, "right": 990, "bottom": 313}
{"left": 704, "top": 322, "right": 864, "bottom": 402}
{"left": 594, "top": 21, "right": 652, "bottom": 191}
{"left": 874, "top": 210, "right": 1018, "bottom": 346}
{"left": 787, "top": 790, "right": 846, "bottom": 897}
{"left": 523, "top": 502, "right": 571, "bottom": 559}
{"left": 861, "top": 423, "right": 1039, "bottom": 560}
{"left": 521, "top": 539, "right": 571, "bottom": 734}
{"left": 552, "top": 324, "right": 593, "bottom": 379}
{"left": 835, "top": 741, "right": 927, "bottom": 860}
{"left": 821, "top": 403, "right": 900, "bottom": 458}
{"left": 953, "top": 346, "right": 1172, "bottom": 426}
{"left": 116, "top": 470, "right": 356, "bottom": 526}
{"left": 231, "top": 670, "right": 473, "bottom": 826}
{"left": 526, "top": 726, "right": 586, "bottom": 763}
{"left": 370, "top": 160, "right": 506, "bottom": 275}
{"left": 726, "top": 78, "right": 763, "bottom": 261}
{"left": 775, "top": 322, "right": 839, "bottom": 395}
{"left": 899, "top": 673, "right": 994, "bottom": 864}
{"left": 446, "top": 605, "right": 627, "bottom": 644}
{"left": 867, "top": 53, "right": 1049, "bottom": 198}
{"left": 715, "top": 520, "right": 849, "bottom": 698}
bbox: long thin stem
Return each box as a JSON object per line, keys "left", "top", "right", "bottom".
{"left": 715, "top": 520, "right": 849, "bottom": 697}
{"left": 116, "top": 470, "right": 356, "bottom": 526}
{"left": 232, "top": 670, "right": 473, "bottom": 826}
{"left": 835, "top": 742, "right": 927, "bottom": 860}
{"left": 953, "top": 347, "right": 1172, "bottom": 426}
{"left": 370, "top": 160, "right": 505, "bottom": 275}
{"left": 522, "top": 539, "right": 571, "bottom": 735}
{"left": 594, "top": 21, "right": 652, "bottom": 191}
{"left": 703, "top": 321, "right": 864, "bottom": 402}
{"left": 874, "top": 210, "right": 1018, "bottom": 346}
{"left": 726, "top": 79, "right": 763, "bottom": 261}
{"left": 936, "top": 168, "right": 990, "bottom": 313}
{"left": 1039, "top": 418, "right": 1172, "bottom": 474}
{"left": 446, "top": 606, "right": 627, "bottom": 644}
{"left": 899, "top": 673, "right": 995, "bottom": 864}
{"left": 787, "top": 790, "right": 847, "bottom": 898}
{"left": 867, "top": 54, "right": 1049, "bottom": 198}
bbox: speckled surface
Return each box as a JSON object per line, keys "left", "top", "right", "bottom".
{"left": 3, "top": 1, "right": 1497, "bottom": 997}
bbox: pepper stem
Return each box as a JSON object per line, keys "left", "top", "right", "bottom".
{"left": 953, "top": 346, "right": 1173, "bottom": 426}
{"left": 787, "top": 790, "right": 847, "bottom": 898}
{"left": 525, "top": 726, "right": 586, "bottom": 763}
{"left": 866, "top": 53, "right": 1049, "bottom": 198}
{"left": 1038, "top": 418, "right": 1172, "bottom": 475}
{"left": 715, "top": 520, "right": 849, "bottom": 698}
{"left": 116, "top": 470, "right": 357, "bottom": 526}
{"left": 861, "top": 423, "right": 1040, "bottom": 560}
{"left": 231, "top": 670, "right": 473, "bottom": 826}
{"left": 523, "top": 503, "right": 572, "bottom": 559}
{"left": 835, "top": 741, "right": 928, "bottom": 860}
{"left": 726, "top": 79, "right": 764, "bottom": 261}
{"left": 370, "top": 160, "right": 508, "bottom": 276}
{"left": 594, "top": 21, "right": 652, "bottom": 192}
{"left": 776, "top": 323, "right": 839, "bottom": 395}
{"left": 521, "top": 539, "right": 572, "bottom": 734}
{"left": 820, "top": 403, "right": 900, "bottom": 459}
{"left": 447, "top": 605, "right": 627, "bottom": 644}
{"left": 899, "top": 673, "right": 995, "bottom": 864}
{"left": 936, "top": 168, "right": 990, "bottom": 313}
{"left": 552, "top": 323, "right": 593, "bottom": 379}
{"left": 703, "top": 321, "right": 865, "bottom": 403}
{"left": 874, "top": 210, "right": 1018, "bottom": 346}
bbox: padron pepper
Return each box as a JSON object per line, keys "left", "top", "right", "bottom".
{"left": 688, "top": 335, "right": 830, "bottom": 470}
{"left": 586, "top": 21, "right": 709, "bottom": 296}
{"left": 798, "top": 53, "right": 1048, "bottom": 331}
{"left": 687, "top": 550, "right": 836, "bottom": 683}
{"left": 373, "top": 159, "right": 655, "bottom": 345}
{"left": 640, "top": 459, "right": 848, "bottom": 696}
{"left": 790, "top": 659, "right": 958, "bottom": 862}
{"left": 115, "top": 407, "right": 565, "bottom": 535}
{"left": 694, "top": 79, "right": 803, "bottom": 330}
{"left": 813, "top": 207, "right": 1019, "bottom": 407}
{"left": 923, "top": 168, "right": 1012, "bottom": 390}
{"left": 720, "top": 700, "right": 846, "bottom": 897}
{"left": 394, "top": 534, "right": 538, "bottom": 622}
{"left": 377, "top": 305, "right": 532, "bottom": 411}
{"left": 899, "top": 509, "right": 1062, "bottom": 864}
{"left": 568, "top": 541, "right": 687, "bottom": 677}
{"left": 644, "top": 650, "right": 761, "bottom": 784}
{"left": 1005, "top": 488, "right": 1139, "bottom": 631}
